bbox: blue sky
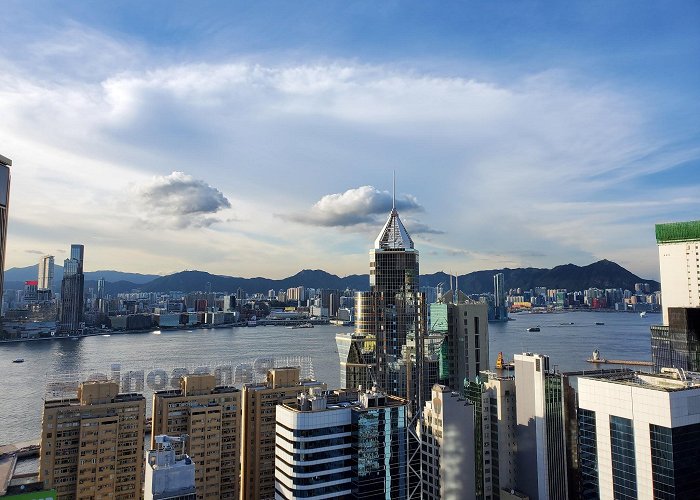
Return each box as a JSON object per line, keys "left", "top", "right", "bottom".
{"left": 1, "top": 1, "right": 699, "bottom": 279}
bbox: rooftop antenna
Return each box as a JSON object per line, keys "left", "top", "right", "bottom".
{"left": 392, "top": 170, "right": 396, "bottom": 210}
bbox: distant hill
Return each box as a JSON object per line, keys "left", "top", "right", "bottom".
{"left": 139, "top": 269, "right": 369, "bottom": 294}
{"left": 422, "top": 259, "right": 659, "bottom": 294}
{"left": 3, "top": 259, "right": 659, "bottom": 295}
{"left": 4, "top": 264, "right": 159, "bottom": 286}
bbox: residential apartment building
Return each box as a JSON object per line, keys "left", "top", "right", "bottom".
{"left": 151, "top": 374, "right": 241, "bottom": 499}
{"left": 39, "top": 381, "right": 145, "bottom": 499}
{"left": 241, "top": 367, "right": 325, "bottom": 500}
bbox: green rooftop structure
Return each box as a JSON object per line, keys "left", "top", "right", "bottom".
{"left": 655, "top": 220, "right": 700, "bottom": 244}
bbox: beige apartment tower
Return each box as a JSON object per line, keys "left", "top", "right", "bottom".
{"left": 39, "top": 380, "right": 146, "bottom": 500}
{"left": 152, "top": 374, "right": 242, "bottom": 500}
{"left": 240, "top": 367, "right": 325, "bottom": 500}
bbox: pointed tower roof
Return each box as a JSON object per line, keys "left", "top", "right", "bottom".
{"left": 374, "top": 208, "right": 414, "bottom": 250}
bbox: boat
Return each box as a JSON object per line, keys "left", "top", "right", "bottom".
{"left": 640, "top": 311, "right": 647, "bottom": 318}
{"left": 248, "top": 316, "right": 257, "bottom": 327}
{"left": 526, "top": 327, "right": 541, "bottom": 332}
{"left": 291, "top": 323, "right": 314, "bottom": 329}
{"left": 595, "top": 322, "right": 604, "bottom": 326}
{"left": 12, "top": 358, "right": 24, "bottom": 363}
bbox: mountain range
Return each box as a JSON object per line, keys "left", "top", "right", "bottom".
{"left": 3, "top": 259, "right": 659, "bottom": 295}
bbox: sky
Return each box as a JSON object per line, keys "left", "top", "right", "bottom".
{"left": 1, "top": 1, "right": 699, "bottom": 280}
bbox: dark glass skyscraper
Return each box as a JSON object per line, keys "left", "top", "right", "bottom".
{"left": 0, "top": 154, "right": 11, "bottom": 313}
{"left": 369, "top": 207, "right": 422, "bottom": 398}
{"left": 60, "top": 244, "right": 85, "bottom": 334}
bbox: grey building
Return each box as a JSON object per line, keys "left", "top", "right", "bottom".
{"left": 651, "top": 306, "right": 700, "bottom": 372}
{"left": 60, "top": 244, "right": 85, "bottom": 334}
{"left": 0, "top": 154, "right": 10, "bottom": 313}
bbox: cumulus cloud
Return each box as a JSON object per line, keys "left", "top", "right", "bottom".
{"left": 134, "top": 171, "right": 231, "bottom": 228}
{"left": 279, "top": 185, "right": 423, "bottom": 227}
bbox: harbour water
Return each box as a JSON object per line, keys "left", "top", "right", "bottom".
{"left": 0, "top": 310, "right": 655, "bottom": 446}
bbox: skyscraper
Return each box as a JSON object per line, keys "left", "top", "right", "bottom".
{"left": 514, "top": 353, "right": 567, "bottom": 500}
{"left": 145, "top": 435, "right": 197, "bottom": 500}
{"left": 60, "top": 244, "right": 85, "bottom": 335}
{"left": 655, "top": 220, "right": 700, "bottom": 324}
{"left": 492, "top": 272, "right": 507, "bottom": 322}
{"left": 275, "top": 387, "right": 409, "bottom": 499}
{"left": 38, "top": 255, "right": 55, "bottom": 291}
{"left": 349, "top": 201, "right": 424, "bottom": 401}
{"left": 0, "top": 154, "right": 10, "bottom": 311}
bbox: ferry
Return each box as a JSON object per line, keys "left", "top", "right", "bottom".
{"left": 12, "top": 358, "right": 24, "bottom": 363}
{"left": 291, "top": 323, "right": 314, "bottom": 329}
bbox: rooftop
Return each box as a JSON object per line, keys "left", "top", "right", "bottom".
{"left": 656, "top": 220, "right": 700, "bottom": 244}
{"left": 583, "top": 367, "right": 700, "bottom": 392}
{"left": 374, "top": 208, "right": 414, "bottom": 250}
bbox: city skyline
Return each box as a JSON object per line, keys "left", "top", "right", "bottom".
{"left": 2, "top": 2, "right": 699, "bottom": 280}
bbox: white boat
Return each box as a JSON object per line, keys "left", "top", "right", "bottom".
{"left": 248, "top": 316, "right": 257, "bottom": 327}
{"left": 12, "top": 358, "right": 24, "bottom": 363}
{"left": 640, "top": 311, "right": 647, "bottom": 318}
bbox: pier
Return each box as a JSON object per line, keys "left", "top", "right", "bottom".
{"left": 586, "top": 358, "right": 653, "bottom": 367}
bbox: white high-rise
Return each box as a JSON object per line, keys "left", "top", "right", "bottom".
{"left": 655, "top": 220, "right": 700, "bottom": 324}
{"left": 420, "top": 384, "right": 476, "bottom": 500}
{"left": 38, "top": 254, "right": 54, "bottom": 290}
{"left": 145, "top": 435, "right": 196, "bottom": 500}
{"left": 514, "top": 353, "right": 567, "bottom": 500}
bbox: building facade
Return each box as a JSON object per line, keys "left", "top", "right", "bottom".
{"left": 241, "top": 367, "right": 325, "bottom": 500}
{"left": 0, "top": 154, "right": 10, "bottom": 310}
{"left": 656, "top": 220, "right": 700, "bottom": 324}
{"left": 39, "top": 381, "right": 146, "bottom": 500}
{"left": 651, "top": 306, "right": 700, "bottom": 372}
{"left": 38, "top": 255, "right": 55, "bottom": 291}
{"left": 420, "top": 384, "right": 476, "bottom": 500}
{"left": 151, "top": 374, "right": 241, "bottom": 499}
{"left": 145, "top": 435, "right": 197, "bottom": 500}
{"left": 275, "top": 387, "right": 408, "bottom": 500}
{"left": 577, "top": 369, "right": 700, "bottom": 499}
{"left": 514, "top": 353, "right": 567, "bottom": 500}
{"left": 59, "top": 244, "right": 85, "bottom": 334}
{"left": 430, "top": 295, "right": 489, "bottom": 391}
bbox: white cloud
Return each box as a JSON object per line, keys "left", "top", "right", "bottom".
{"left": 133, "top": 171, "right": 231, "bottom": 228}
{"left": 279, "top": 185, "right": 422, "bottom": 227}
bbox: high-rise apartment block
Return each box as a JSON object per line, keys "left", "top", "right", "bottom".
{"left": 241, "top": 367, "right": 325, "bottom": 500}
{"left": 38, "top": 255, "right": 55, "bottom": 291}
{"left": 514, "top": 353, "right": 567, "bottom": 500}
{"left": 0, "top": 154, "right": 10, "bottom": 310}
{"left": 576, "top": 368, "right": 700, "bottom": 499}
{"left": 430, "top": 293, "right": 489, "bottom": 390}
{"left": 151, "top": 374, "right": 241, "bottom": 499}
{"left": 275, "top": 386, "right": 409, "bottom": 499}
{"left": 420, "top": 384, "right": 476, "bottom": 500}
{"left": 145, "top": 435, "right": 197, "bottom": 500}
{"left": 656, "top": 220, "right": 700, "bottom": 323}
{"left": 59, "top": 244, "right": 85, "bottom": 334}
{"left": 39, "top": 381, "right": 146, "bottom": 499}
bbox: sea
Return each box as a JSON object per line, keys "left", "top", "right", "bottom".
{"left": 1, "top": 310, "right": 655, "bottom": 452}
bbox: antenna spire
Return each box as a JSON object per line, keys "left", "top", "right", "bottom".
{"left": 392, "top": 170, "right": 396, "bottom": 210}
